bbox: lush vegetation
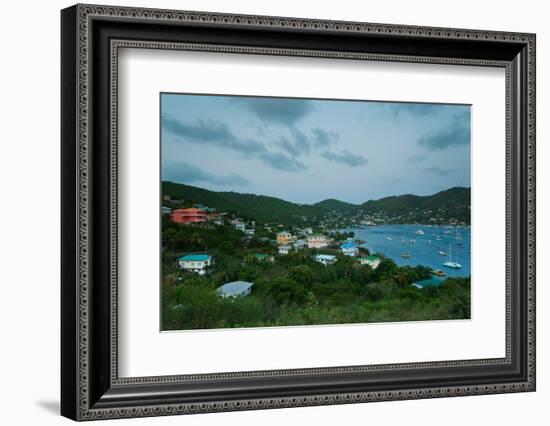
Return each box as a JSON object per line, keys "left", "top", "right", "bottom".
{"left": 162, "top": 181, "right": 324, "bottom": 225}
{"left": 162, "top": 181, "right": 471, "bottom": 226}
{"left": 161, "top": 218, "right": 471, "bottom": 331}
{"left": 361, "top": 186, "right": 471, "bottom": 224}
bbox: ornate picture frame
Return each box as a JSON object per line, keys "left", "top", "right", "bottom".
{"left": 61, "top": 4, "right": 536, "bottom": 421}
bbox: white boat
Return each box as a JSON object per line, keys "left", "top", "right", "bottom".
{"left": 386, "top": 237, "right": 393, "bottom": 241}
{"left": 443, "top": 242, "right": 462, "bottom": 269}
{"left": 414, "top": 229, "right": 425, "bottom": 235}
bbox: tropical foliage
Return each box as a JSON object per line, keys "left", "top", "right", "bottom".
{"left": 162, "top": 219, "right": 471, "bottom": 330}
{"left": 162, "top": 181, "right": 471, "bottom": 226}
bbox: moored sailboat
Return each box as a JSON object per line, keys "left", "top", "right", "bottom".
{"left": 443, "top": 242, "right": 462, "bottom": 269}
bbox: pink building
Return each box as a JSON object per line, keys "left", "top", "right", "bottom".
{"left": 172, "top": 208, "right": 206, "bottom": 224}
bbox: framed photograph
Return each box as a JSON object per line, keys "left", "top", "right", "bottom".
{"left": 61, "top": 4, "right": 536, "bottom": 421}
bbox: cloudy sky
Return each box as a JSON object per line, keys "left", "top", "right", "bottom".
{"left": 161, "top": 93, "right": 470, "bottom": 204}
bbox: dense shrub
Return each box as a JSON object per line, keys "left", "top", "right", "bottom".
{"left": 161, "top": 223, "right": 471, "bottom": 330}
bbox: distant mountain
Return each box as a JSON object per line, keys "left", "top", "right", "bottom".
{"left": 361, "top": 187, "right": 471, "bottom": 224}
{"left": 162, "top": 181, "right": 470, "bottom": 225}
{"left": 313, "top": 198, "right": 358, "bottom": 212}
{"left": 361, "top": 187, "right": 470, "bottom": 212}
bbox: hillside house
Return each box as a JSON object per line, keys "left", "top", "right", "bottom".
{"left": 194, "top": 203, "right": 216, "bottom": 212}
{"left": 411, "top": 277, "right": 443, "bottom": 289}
{"left": 357, "top": 255, "right": 381, "bottom": 269}
{"left": 217, "top": 281, "right": 254, "bottom": 298}
{"left": 231, "top": 219, "right": 246, "bottom": 232}
{"left": 252, "top": 253, "right": 274, "bottom": 263}
{"left": 177, "top": 254, "right": 213, "bottom": 275}
{"left": 172, "top": 208, "right": 206, "bottom": 224}
{"left": 341, "top": 241, "right": 359, "bottom": 257}
{"left": 313, "top": 254, "right": 336, "bottom": 266}
{"left": 278, "top": 245, "right": 291, "bottom": 255}
{"left": 276, "top": 231, "right": 293, "bottom": 246}
{"left": 307, "top": 234, "right": 329, "bottom": 249}
{"left": 293, "top": 239, "right": 306, "bottom": 250}
{"left": 206, "top": 211, "right": 222, "bottom": 222}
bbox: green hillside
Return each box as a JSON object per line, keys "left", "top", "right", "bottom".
{"left": 361, "top": 187, "right": 470, "bottom": 212}
{"left": 162, "top": 181, "right": 470, "bottom": 225}
{"left": 313, "top": 198, "right": 358, "bottom": 212}
{"left": 361, "top": 187, "right": 470, "bottom": 224}
{"left": 162, "top": 181, "right": 324, "bottom": 225}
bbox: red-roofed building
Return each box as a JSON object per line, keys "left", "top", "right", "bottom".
{"left": 172, "top": 208, "right": 206, "bottom": 224}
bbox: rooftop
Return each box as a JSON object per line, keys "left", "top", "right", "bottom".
{"left": 315, "top": 254, "right": 336, "bottom": 260}
{"left": 174, "top": 207, "right": 205, "bottom": 213}
{"left": 254, "top": 254, "right": 271, "bottom": 259}
{"left": 341, "top": 242, "right": 358, "bottom": 249}
{"left": 358, "top": 255, "right": 380, "bottom": 261}
{"left": 217, "top": 281, "right": 254, "bottom": 297}
{"left": 178, "top": 254, "right": 211, "bottom": 262}
{"left": 412, "top": 277, "right": 444, "bottom": 288}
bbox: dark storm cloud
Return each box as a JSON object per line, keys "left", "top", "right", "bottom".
{"left": 321, "top": 150, "right": 368, "bottom": 167}
{"left": 277, "top": 127, "right": 341, "bottom": 157}
{"left": 277, "top": 127, "right": 311, "bottom": 157}
{"left": 162, "top": 117, "right": 263, "bottom": 154}
{"left": 420, "top": 166, "right": 454, "bottom": 176}
{"left": 243, "top": 98, "right": 313, "bottom": 125}
{"left": 417, "top": 111, "right": 471, "bottom": 151}
{"left": 163, "top": 116, "right": 306, "bottom": 172}
{"left": 258, "top": 151, "right": 306, "bottom": 172}
{"left": 163, "top": 161, "right": 250, "bottom": 186}
{"left": 312, "top": 128, "right": 339, "bottom": 147}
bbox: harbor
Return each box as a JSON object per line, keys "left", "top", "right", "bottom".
{"left": 349, "top": 224, "right": 471, "bottom": 278}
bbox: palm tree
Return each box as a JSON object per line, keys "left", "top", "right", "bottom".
{"left": 394, "top": 270, "right": 409, "bottom": 288}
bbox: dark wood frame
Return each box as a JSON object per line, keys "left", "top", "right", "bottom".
{"left": 61, "top": 4, "right": 536, "bottom": 421}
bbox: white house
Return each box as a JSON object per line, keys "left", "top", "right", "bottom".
{"left": 231, "top": 220, "right": 246, "bottom": 232}
{"left": 278, "top": 245, "right": 291, "bottom": 255}
{"left": 340, "top": 241, "right": 359, "bottom": 257}
{"left": 313, "top": 254, "right": 337, "bottom": 266}
{"left": 217, "top": 281, "right": 254, "bottom": 298}
{"left": 177, "top": 254, "right": 213, "bottom": 275}
{"left": 245, "top": 228, "right": 255, "bottom": 236}
{"left": 307, "top": 235, "right": 329, "bottom": 249}
{"left": 293, "top": 239, "right": 306, "bottom": 250}
{"left": 357, "top": 255, "right": 381, "bottom": 269}
{"left": 161, "top": 206, "right": 172, "bottom": 215}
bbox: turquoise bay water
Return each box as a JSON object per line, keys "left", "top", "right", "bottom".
{"left": 349, "top": 224, "right": 471, "bottom": 278}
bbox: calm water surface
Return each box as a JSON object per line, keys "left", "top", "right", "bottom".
{"left": 348, "top": 224, "right": 471, "bottom": 278}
